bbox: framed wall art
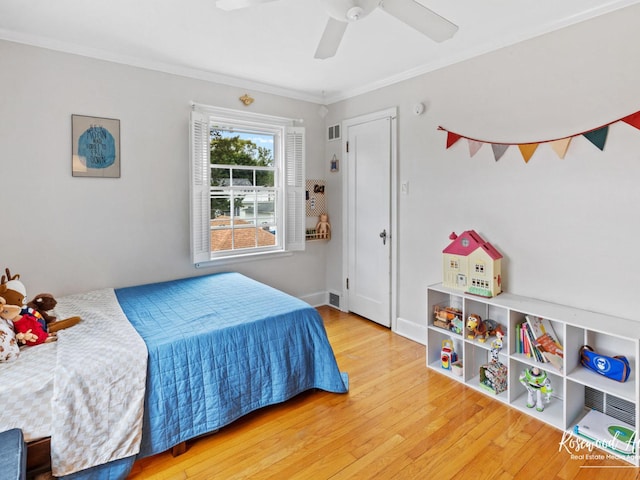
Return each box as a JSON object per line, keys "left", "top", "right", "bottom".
{"left": 71, "top": 114, "right": 120, "bottom": 177}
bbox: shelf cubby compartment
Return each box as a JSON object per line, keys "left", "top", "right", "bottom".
{"left": 565, "top": 324, "right": 637, "bottom": 404}
{"left": 509, "top": 311, "right": 564, "bottom": 375}
{"left": 509, "top": 358, "right": 565, "bottom": 429}
{"left": 464, "top": 298, "right": 509, "bottom": 333}
{"left": 465, "top": 341, "right": 508, "bottom": 402}
{"left": 426, "top": 327, "right": 464, "bottom": 381}
{"left": 567, "top": 381, "right": 637, "bottom": 462}
{"left": 427, "top": 288, "right": 463, "bottom": 332}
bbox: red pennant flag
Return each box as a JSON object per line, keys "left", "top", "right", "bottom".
{"left": 621, "top": 111, "right": 640, "bottom": 130}
{"left": 446, "top": 132, "right": 462, "bottom": 149}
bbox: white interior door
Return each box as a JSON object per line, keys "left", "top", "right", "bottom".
{"left": 346, "top": 114, "right": 392, "bottom": 327}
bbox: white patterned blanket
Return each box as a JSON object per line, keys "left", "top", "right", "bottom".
{"left": 50, "top": 288, "right": 148, "bottom": 476}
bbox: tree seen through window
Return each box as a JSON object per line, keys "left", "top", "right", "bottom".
{"left": 209, "top": 129, "right": 277, "bottom": 251}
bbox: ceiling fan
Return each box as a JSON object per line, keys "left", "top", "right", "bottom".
{"left": 215, "top": 0, "right": 458, "bottom": 59}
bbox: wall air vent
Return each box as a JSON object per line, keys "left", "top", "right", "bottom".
{"left": 328, "top": 124, "right": 340, "bottom": 141}
{"left": 329, "top": 292, "right": 340, "bottom": 308}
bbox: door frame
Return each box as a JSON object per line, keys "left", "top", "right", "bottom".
{"left": 341, "top": 107, "right": 398, "bottom": 330}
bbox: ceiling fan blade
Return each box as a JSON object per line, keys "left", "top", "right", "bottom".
{"left": 314, "top": 17, "right": 348, "bottom": 59}
{"left": 215, "top": 0, "right": 278, "bottom": 11}
{"left": 380, "top": 0, "right": 458, "bottom": 42}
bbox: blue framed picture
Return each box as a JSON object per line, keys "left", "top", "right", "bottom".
{"left": 72, "top": 114, "right": 120, "bottom": 177}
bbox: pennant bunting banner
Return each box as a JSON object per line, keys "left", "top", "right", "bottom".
{"left": 518, "top": 144, "right": 539, "bottom": 163}
{"left": 446, "top": 132, "right": 462, "bottom": 148}
{"left": 549, "top": 138, "right": 572, "bottom": 159}
{"left": 439, "top": 108, "right": 640, "bottom": 163}
{"left": 622, "top": 112, "right": 640, "bottom": 130}
{"left": 491, "top": 144, "right": 509, "bottom": 162}
{"left": 468, "top": 140, "right": 483, "bottom": 157}
{"left": 583, "top": 126, "right": 608, "bottom": 151}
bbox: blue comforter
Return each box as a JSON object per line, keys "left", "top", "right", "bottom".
{"left": 64, "top": 272, "right": 347, "bottom": 479}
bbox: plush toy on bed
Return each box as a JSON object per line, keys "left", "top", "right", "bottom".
{"left": 27, "top": 293, "right": 81, "bottom": 333}
{"left": 0, "top": 268, "right": 81, "bottom": 346}
{"left": 0, "top": 296, "right": 21, "bottom": 362}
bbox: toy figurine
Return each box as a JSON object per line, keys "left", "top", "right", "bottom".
{"left": 441, "top": 339, "right": 457, "bottom": 370}
{"left": 315, "top": 214, "right": 331, "bottom": 239}
{"left": 466, "top": 314, "right": 501, "bottom": 343}
{"left": 489, "top": 330, "right": 504, "bottom": 363}
{"left": 519, "top": 367, "right": 553, "bottom": 412}
{"left": 449, "top": 316, "right": 464, "bottom": 335}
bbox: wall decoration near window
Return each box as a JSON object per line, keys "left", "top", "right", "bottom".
{"left": 72, "top": 114, "right": 120, "bottom": 178}
{"left": 330, "top": 154, "right": 339, "bottom": 172}
{"left": 306, "top": 179, "right": 326, "bottom": 217}
{"left": 439, "top": 109, "right": 640, "bottom": 163}
{"left": 305, "top": 179, "right": 329, "bottom": 240}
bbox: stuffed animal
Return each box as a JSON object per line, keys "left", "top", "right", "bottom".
{"left": 12, "top": 311, "right": 56, "bottom": 346}
{"left": 466, "top": 314, "right": 502, "bottom": 343}
{"left": 0, "top": 297, "right": 21, "bottom": 362}
{"left": 0, "top": 268, "right": 80, "bottom": 344}
{"left": 0, "top": 268, "right": 26, "bottom": 309}
{"left": 27, "top": 293, "right": 81, "bottom": 333}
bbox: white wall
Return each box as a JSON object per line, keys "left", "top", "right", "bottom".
{"left": 0, "top": 41, "right": 328, "bottom": 301}
{"left": 326, "top": 4, "right": 640, "bottom": 338}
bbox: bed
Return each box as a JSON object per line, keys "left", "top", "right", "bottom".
{"left": 0, "top": 272, "right": 348, "bottom": 479}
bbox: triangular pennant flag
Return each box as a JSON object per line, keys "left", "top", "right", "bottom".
{"left": 621, "top": 111, "right": 640, "bottom": 130}
{"left": 583, "top": 126, "right": 608, "bottom": 151}
{"left": 446, "top": 132, "right": 462, "bottom": 149}
{"left": 549, "top": 138, "right": 572, "bottom": 159}
{"left": 518, "top": 143, "right": 539, "bottom": 163}
{"left": 468, "top": 140, "right": 483, "bottom": 157}
{"left": 491, "top": 144, "right": 509, "bottom": 162}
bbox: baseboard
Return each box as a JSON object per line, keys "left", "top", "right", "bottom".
{"left": 395, "top": 317, "right": 426, "bottom": 345}
{"left": 299, "top": 291, "right": 328, "bottom": 308}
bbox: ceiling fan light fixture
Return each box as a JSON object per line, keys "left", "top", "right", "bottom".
{"left": 346, "top": 6, "right": 364, "bottom": 21}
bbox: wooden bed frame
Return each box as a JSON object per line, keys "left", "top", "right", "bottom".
{"left": 26, "top": 439, "right": 188, "bottom": 478}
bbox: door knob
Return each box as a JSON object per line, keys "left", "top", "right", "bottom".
{"left": 379, "top": 229, "right": 387, "bottom": 245}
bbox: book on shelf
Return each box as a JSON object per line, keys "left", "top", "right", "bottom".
{"left": 524, "top": 315, "right": 564, "bottom": 372}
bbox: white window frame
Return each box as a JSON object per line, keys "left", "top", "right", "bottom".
{"left": 190, "top": 105, "right": 305, "bottom": 267}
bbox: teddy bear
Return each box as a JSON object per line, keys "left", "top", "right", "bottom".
{"left": 0, "top": 296, "right": 21, "bottom": 362}
{"left": 26, "top": 293, "right": 81, "bottom": 333}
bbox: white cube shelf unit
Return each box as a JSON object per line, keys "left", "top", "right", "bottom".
{"left": 427, "top": 283, "right": 640, "bottom": 464}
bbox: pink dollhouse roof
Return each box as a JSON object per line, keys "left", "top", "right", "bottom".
{"left": 443, "top": 230, "right": 503, "bottom": 260}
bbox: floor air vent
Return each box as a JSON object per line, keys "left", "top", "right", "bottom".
{"left": 585, "top": 386, "right": 635, "bottom": 426}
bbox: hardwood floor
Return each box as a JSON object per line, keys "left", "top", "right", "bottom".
{"left": 128, "top": 307, "right": 640, "bottom": 479}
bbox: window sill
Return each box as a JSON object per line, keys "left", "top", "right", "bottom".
{"left": 195, "top": 250, "right": 294, "bottom": 269}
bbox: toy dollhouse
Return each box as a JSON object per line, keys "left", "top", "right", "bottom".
{"left": 442, "top": 230, "right": 503, "bottom": 297}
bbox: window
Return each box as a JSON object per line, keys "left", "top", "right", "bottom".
{"left": 475, "top": 263, "right": 485, "bottom": 274}
{"left": 190, "top": 106, "right": 305, "bottom": 265}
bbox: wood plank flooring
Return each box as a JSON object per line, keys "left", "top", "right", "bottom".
{"left": 128, "top": 307, "right": 640, "bottom": 479}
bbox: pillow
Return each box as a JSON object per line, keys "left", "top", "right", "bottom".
{"left": 0, "top": 319, "right": 20, "bottom": 363}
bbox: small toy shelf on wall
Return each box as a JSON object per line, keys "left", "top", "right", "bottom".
{"left": 426, "top": 283, "right": 640, "bottom": 465}
{"left": 305, "top": 179, "right": 330, "bottom": 241}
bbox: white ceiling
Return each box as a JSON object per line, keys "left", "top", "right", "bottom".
{"left": 0, "top": 0, "right": 638, "bottom": 104}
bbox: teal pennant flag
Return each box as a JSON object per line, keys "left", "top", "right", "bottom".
{"left": 583, "top": 126, "right": 608, "bottom": 151}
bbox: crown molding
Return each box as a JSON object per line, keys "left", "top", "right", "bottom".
{"left": 0, "top": 28, "right": 326, "bottom": 105}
